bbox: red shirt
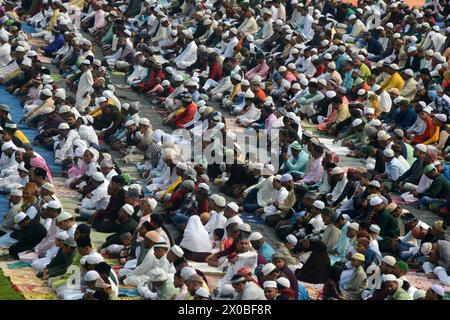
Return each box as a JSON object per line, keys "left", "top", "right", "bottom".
{"left": 175, "top": 102, "right": 198, "bottom": 128}
{"left": 412, "top": 117, "right": 433, "bottom": 144}
{"left": 208, "top": 63, "right": 222, "bottom": 82}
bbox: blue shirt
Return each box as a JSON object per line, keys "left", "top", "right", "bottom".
{"left": 394, "top": 107, "right": 417, "bottom": 131}
{"left": 44, "top": 33, "right": 64, "bottom": 56}
{"left": 258, "top": 242, "right": 276, "bottom": 262}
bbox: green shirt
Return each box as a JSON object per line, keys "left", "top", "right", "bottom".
{"left": 359, "top": 63, "right": 371, "bottom": 80}
{"left": 388, "top": 287, "right": 411, "bottom": 300}
{"left": 424, "top": 174, "right": 450, "bottom": 199}
{"left": 283, "top": 149, "right": 308, "bottom": 174}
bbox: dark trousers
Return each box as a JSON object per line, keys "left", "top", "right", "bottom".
{"left": 243, "top": 189, "right": 261, "bottom": 214}
{"left": 265, "top": 214, "right": 283, "bottom": 227}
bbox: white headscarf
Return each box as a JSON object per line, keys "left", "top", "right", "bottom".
{"left": 180, "top": 215, "right": 212, "bottom": 253}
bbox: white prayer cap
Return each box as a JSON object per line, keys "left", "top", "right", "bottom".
{"left": 291, "top": 48, "right": 299, "bottom": 54}
{"left": 383, "top": 149, "right": 395, "bottom": 158}
{"left": 369, "top": 119, "right": 381, "bottom": 127}
{"left": 59, "top": 105, "right": 71, "bottom": 113}
{"left": 369, "top": 196, "right": 383, "bottom": 206}
{"left": 323, "top": 53, "right": 332, "bottom": 61}
{"left": 381, "top": 256, "right": 396, "bottom": 267}
{"left": 195, "top": 287, "right": 210, "bottom": 298}
{"left": 226, "top": 202, "right": 239, "bottom": 212}
{"left": 364, "top": 107, "right": 375, "bottom": 115}
{"left": 213, "top": 195, "right": 226, "bottom": 207}
{"left": 14, "top": 212, "right": 27, "bottom": 224}
{"left": 47, "top": 200, "right": 61, "bottom": 210}
{"left": 413, "top": 289, "right": 426, "bottom": 300}
{"left": 286, "top": 234, "right": 297, "bottom": 245}
{"left": 244, "top": 89, "right": 255, "bottom": 99}
{"left": 241, "top": 79, "right": 250, "bottom": 86}
{"left": 278, "top": 66, "right": 287, "bottom": 72}
{"left": 415, "top": 144, "right": 427, "bottom": 153}
{"left": 139, "top": 118, "right": 150, "bottom": 126}
{"left": 41, "top": 88, "right": 52, "bottom": 97}
{"left": 434, "top": 114, "right": 447, "bottom": 123}
{"left": 81, "top": 59, "right": 91, "bottom": 65}
{"left": 348, "top": 222, "right": 359, "bottom": 231}
{"left": 292, "top": 83, "right": 301, "bottom": 90}
{"left": 9, "top": 189, "right": 22, "bottom": 197}
{"left": 176, "top": 163, "right": 190, "bottom": 173}
{"left": 313, "top": 200, "right": 325, "bottom": 210}
{"left": 261, "top": 263, "right": 277, "bottom": 276}
{"left": 144, "top": 198, "right": 157, "bottom": 211}
{"left": 420, "top": 242, "right": 433, "bottom": 255}
{"left": 280, "top": 173, "right": 293, "bottom": 182}
{"left": 170, "top": 245, "right": 184, "bottom": 258}
{"left": 352, "top": 118, "right": 363, "bottom": 127}
{"left": 17, "top": 163, "right": 28, "bottom": 173}
{"left": 249, "top": 232, "right": 263, "bottom": 241}
{"left": 232, "top": 73, "right": 242, "bottom": 81}
{"left": 149, "top": 267, "right": 168, "bottom": 282}
{"left": 331, "top": 167, "right": 344, "bottom": 175}
{"left": 52, "top": 89, "right": 66, "bottom": 101}
{"left": 263, "top": 281, "right": 277, "bottom": 289}
{"left": 253, "top": 163, "right": 264, "bottom": 171}
{"left": 318, "top": 79, "right": 327, "bottom": 87}
{"left": 92, "top": 172, "right": 105, "bottom": 182}
{"left": 56, "top": 231, "right": 69, "bottom": 241}
{"left": 197, "top": 183, "right": 210, "bottom": 193}
{"left": 277, "top": 277, "right": 290, "bottom": 288}
{"left": 348, "top": 14, "right": 356, "bottom": 20}
{"left": 121, "top": 204, "right": 134, "bottom": 216}
{"left": 372, "top": 84, "right": 381, "bottom": 92}
{"left": 238, "top": 223, "right": 251, "bottom": 234}
{"left": 287, "top": 63, "right": 296, "bottom": 70}
{"left": 0, "top": 34, "right": 8, "bottom": 42}
{"left": 180, "top": 266, "right": 197, "bottom": 280}
{"left": 368, "top": 180, "right": 381, "bottom": 189}
{"left": 357, "top": 89, "right": 366, "bottom": 96}
{"left": 86, "top": 252, "right": 104, "bottom": 265}
{"left": 326, "top": 91, "right": 336, "bottom": 99}
{"left": 369, "top": 224, "right": 380, "bottom": 234}
{"left": 407, "top": 46, "right": 417, "bottom": 53}
{"left": 85, "top": 270, "right": 100, "bottom": 282}
{"left": 300, "top": 78, "right": 309, "bottom": 86}
{"left": 21, "top": 58, "right": 32, "bottom": 67}
{"left": 382, "top": 274, "right": 397, "bottom": 283}
{"left": 56, "top": 211, "right": 72, "bottom": 222}
{"left": 58, "top": 123, "right": 70, "bottom": 130}
{"left": 327, "top": 62, "right": 336, "bottom": 70}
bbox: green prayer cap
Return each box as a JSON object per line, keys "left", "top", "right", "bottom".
{"left": 353, "top": 77, "right": 365, "bottom": 86}
{"left": 423, "top": 164, "right": 436, "bottom": 174}
{"left": 396, "top": 260, "right": 409, "bottom": 273}
{"left": 291, "top": 141, "right": 302, "bottom": 151}
{"left": 363, "top": 145, "right": 374, "bottom": 156}
{"left": 321, "top": 207, "right": 334, "bottom": 217}
{"left": 121, "top": 173, "right": 132, "bottom": 185}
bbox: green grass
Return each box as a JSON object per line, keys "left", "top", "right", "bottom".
{"left": 0, "top": 270, "right": 24, "bottom": 300}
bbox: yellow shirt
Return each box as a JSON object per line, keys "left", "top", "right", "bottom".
{"left": 424, "top": 126, "right": 440, "bottom": 145}
{"left": 14, "top": 130, "right": 30, "bottom": 145}
{"left": 46, "top": 9, "right": 60, "bottom": 31}
{"left": 69, "top": 0, "right": 85, "bottom": 9}
{"left": 380, "top": 72, "right": 405, "bottom": 91}
{"left": 160, "top": 177, "right": 182, "bottom": 201}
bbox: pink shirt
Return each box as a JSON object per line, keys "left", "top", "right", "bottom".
{"left": 301, "top": 157, "right": 324, "bottom": 184}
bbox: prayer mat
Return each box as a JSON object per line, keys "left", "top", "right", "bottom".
{"left": 28, "top": 38, "right": 47, "bottom": 47}
{"left": 242, "top": 214, "right": 265, "bottom": 225}
{"left": 111, "top": 71, "right": 126, "bottom": 76}
{"left": 119, "top": 296, "right": 145, "bottom": 300}
{"left": 390, "top": 194, "right": 409, "bottom": 205}
{"left": 13, "top": 284, "right": 58, "bottom": 300}
{"left": 7, "top": 261, "right": 32, "bottom": 269}
{"left": 298, "top": 281, "right": 323, "bottom": 300}
{"left": 8, "top": 272, "right": 46, "bottom": 286}
{"left": 188, "top": 261, "right": 225, "bottom": 276}
{"left": 37, "top": 55, "right": 52, "bottom": 64}
{"left": 406, "top": 271, "right": 450, "bottom": 291}
{"left": 118, "top": 287, "right": 140, "bottom": 297}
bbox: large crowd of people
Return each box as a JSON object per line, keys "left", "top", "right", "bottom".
{"left": 0, "top": 0, "right": 448, "bottom": 301}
